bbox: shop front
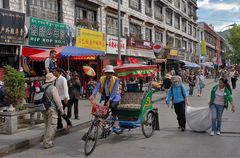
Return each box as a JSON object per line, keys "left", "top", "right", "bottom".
{"left": 0, "top": 8, "right": 25, "bottom": 79}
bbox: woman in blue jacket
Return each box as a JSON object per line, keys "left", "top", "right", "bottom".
{"left": 166, "top": 76, "right": 189, "bottom": 131}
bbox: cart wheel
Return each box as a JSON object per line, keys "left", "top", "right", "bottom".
{"left": 141, "top": 111, "right": 155, "bottom": 138}
{"left": 84, "top": 124, "right": 99, "bottom": 156}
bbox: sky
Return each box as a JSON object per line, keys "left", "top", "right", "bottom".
{"left": 197, "top": 0, "right": 240, "bottom": 31}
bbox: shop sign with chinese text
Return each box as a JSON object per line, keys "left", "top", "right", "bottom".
{"left": 0, "top": 8, "right": 25, "bottom": 45}
{"left": 76, "top": 28, "right": 106, "bottom": 51}
{"left": 107, "top": 35, "right": 126, "bottom": 55}
{"left": 29, "top": 17, "right": 67, "bottom": 47}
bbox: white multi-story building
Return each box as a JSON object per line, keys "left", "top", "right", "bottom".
{"left": 6, "top": 0, "right": 201, "bottom": 62}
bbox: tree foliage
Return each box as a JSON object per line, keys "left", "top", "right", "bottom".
{"left": 3, "top": 65, "right": 25, "bottom": 106}
{"left": 228, "top": 25, "right": 240, "bottom": 63}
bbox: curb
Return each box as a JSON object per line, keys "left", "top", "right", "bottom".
{"left": 0, "top": 121, "right": 91, "bottom": 157}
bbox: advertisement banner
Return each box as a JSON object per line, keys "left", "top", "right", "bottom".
{"left": 29, "top": 17, "right": 67, "bottom": 47}
{"left": 0, "top": 8, "right": 25, "bottom": 45}
{"left": 201, "top": 40, "right": 206, "bottom": 56}
{"left": 170, "top": 49, "right": 178, "bottom": 56}
{"left": 76, "top": 28, "right": 106, "bottom": 51}
{"left": 107, "top": 35, "right": 126, "bottom": 55}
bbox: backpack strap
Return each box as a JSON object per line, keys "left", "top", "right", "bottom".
{"left": 43, "top": 84, "right": 54, "bottom": 104}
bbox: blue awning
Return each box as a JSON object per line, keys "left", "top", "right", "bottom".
{"left": 61, "top": 46, "right": 106, "bottom": 57}
{"left": 180, "top": 60, "right": 201, "bottom": 68}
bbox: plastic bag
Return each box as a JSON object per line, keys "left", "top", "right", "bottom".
{"left": 186, "top": 106, "right": 212, "bottom": 132}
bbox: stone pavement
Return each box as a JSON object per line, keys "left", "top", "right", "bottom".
{"left": 0, "top": 79, "right": 215, "bottom": 156}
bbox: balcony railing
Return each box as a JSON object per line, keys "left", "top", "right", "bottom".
{"left": 76, "top": 19, "right": 99, "bottom": 31}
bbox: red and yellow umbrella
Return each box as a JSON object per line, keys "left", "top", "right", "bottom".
{"left": 83, "top": 66, "right": 96, "bottom": 76}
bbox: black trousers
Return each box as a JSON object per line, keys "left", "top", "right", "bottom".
{"left": 173, "top": 101, "right": 186, "bottom": 129}
{"left": 104, "top": 96, "right": 119, "bottom": 118}
{"left": 231, "top": 77, "right": 237, "bottom": 89}
{"left": 67, "top": 98, "right": 79, "bottom": 118}
{"left": 57, "top": 100, "right": 72, "bottom": 129}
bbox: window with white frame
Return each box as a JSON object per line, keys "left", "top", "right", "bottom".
{"left": 27, "top": 0, "right": 58, "bottom": 21}
{"left": 154, "top": 3, "right": 163, "bottom": 20}
{"left": 188, "top": 23, "right": 192, "bottom": 35}
{"left": 75, "top": 7, "right": 96, "bottom": 23}
{"left": 166, "top": 9, "right": 172, "bottom": 25}
{"left": 193, "top": 27, "right": 196, "bottom": 38}
{"left": 174, "top": 0, "right": 180, "bottom": 9}
{"left": 182, "top": 40, "right": 187, "bottom": 50}
{"left": 145, "top": 28, "right": 152, "bottom": 41}
{"left": 182, "top": 19, "right": 187, "bottom": 32}
{"left": 175, "top": 38, "right": 181, "bottom": 48}
{"left": 166, "top": 34, "right": 174, "bottom": 47}
{"left": 181, "top": 0, "right": 186, "bottom": 13}
{"left": 129, "top": 0, "right": 141, "bottom": 11}
{"left": 0, "top": 0, "right": 3, "bottom": 8}
{"left": 155, "top": 31, "right": 163, "bottom": 42}
{"left": 130, "top": 23, "right": 142, "bottom": 39}
{"left": 106, "top": 16, "right": 119, "bottom": 36}
{"left": 145, "top": 0, "right": 152, "bottom": 16}
{"left": 174, "top": 14, "right": 180, "bottom": 29}
{"left": 193, "top": 43, "right": 197, "bottom": 53}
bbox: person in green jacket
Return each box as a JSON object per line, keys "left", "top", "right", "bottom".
{"left": 209, "top": 78, "right": 235, "bottom": 136}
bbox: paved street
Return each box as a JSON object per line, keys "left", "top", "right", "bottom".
{"left": 3, "top": 80, "right": 240, "bottom": 158}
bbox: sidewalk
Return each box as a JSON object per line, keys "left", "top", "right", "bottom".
{"left": 0, "top": 79, "right": 215, "bottom": 156}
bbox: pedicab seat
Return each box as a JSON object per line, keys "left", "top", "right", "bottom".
{"left": 117, "top": 92, "right": 145, "bottom": 121}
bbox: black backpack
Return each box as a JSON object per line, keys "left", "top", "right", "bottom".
{"left": 34, "top": 85, "right": 54, "bottom": 111}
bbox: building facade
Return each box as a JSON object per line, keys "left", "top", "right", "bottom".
{"left": 198, "top": 22, "right": 225, "bottom": 65}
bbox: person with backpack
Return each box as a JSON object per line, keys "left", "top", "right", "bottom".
{"left": 42, "top": 73, "right": 65, "bottom": 149}
{"left": 166, "top": 76, "right": 189, "bottom": 131}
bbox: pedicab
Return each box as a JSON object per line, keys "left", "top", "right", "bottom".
{"left": 84, "top": 64, "right": 159, "bottom": 156}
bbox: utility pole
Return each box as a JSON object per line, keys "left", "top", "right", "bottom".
{"left": 118, "top": 0, "right": 121, "bottom": 60}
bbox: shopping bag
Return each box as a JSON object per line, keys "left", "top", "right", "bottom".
{"left": 186, "top": 106, "right": 212, "bottom": 132}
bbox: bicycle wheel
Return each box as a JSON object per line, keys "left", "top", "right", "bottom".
{"left": 84, "top": 123, "right": 99, "bottom": 156}
{"left": 141, "top": 111, "right": 155, "bottom": 138}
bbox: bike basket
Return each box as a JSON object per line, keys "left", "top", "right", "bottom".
{"left": 90, "top": 99, "right": 108, "bottom": 117}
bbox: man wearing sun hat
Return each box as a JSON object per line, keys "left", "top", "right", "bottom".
{"left": 42, "top": 73, "right": 65, "bottom": 149}
{"left": 91, "top": 65, "right": 121, "bottom": 129}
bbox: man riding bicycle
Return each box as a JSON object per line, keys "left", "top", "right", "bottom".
{"left": 90, "top": 65, "right": 121, "bottom": 129}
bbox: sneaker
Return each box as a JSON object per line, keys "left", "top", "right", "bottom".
{"left": 210, "top": 131, "right": 215, "bottom": 136}
{"left": 216, "top": 131, "right": 221, "bottom": 135}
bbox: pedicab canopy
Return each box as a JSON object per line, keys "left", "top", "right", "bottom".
{"left": 113, "top": 64, "right": 158, "bottom": 79}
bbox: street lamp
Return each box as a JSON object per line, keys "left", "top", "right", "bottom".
{"left": 118, "top": 0, "right": 121, "bottom": 60}
{"left": 220, "top": 23, "right": 237, "bottom": 32}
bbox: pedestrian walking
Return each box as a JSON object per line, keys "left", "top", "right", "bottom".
{"left": 68, "top": 72, "right": 81, "bottom": 119}
{"left": 42, "top": 73, "right": 65, "bottom": 149}
{"left": 196, "top": 70, "right": 205, "bottom": 97}
{"left": 160, "top": 73, "right": 172, "bottom": 97}
{"left": 188, "top": 71, "right": 196, "bottom": 96}
{"left": 166, "top": 76, "right": 189, "bottom": 131}
{"left": 53, "top": 68, "right": 72, "bottom": 130}
{"left": 209, "top": 78, "right": 235, "bottom": 136}
{"left": 230, "top": 68, "right": 239, "bottom": 89}
{"left": 45, "top": 50, "right": 57, "bottom": 74}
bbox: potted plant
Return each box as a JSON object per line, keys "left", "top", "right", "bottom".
{"left": 3, "top": 65, "right": 26, "bottom": 111}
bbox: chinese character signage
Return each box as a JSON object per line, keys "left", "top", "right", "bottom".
{"left": 0, "top": 8, "right": 25, "bottom": 45}
{"left": 76, "top": 28, "right": 106, "bottom": 52}
{"left": 107, "top": 35, "right": 126, "bottom": 55}
{"left": 29, "top": 17, "right": 66, "bottom": 47}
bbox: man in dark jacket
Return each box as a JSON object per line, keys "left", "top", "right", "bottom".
{"left": 68, "top": 72, "right": 81, "bottom": 119}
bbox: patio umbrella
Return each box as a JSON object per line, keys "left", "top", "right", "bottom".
{"left": 83, "top": 66, "right": 96, "bottom": 76}
{"left": 114, "top": 64, "right": 158, "bottom": 79}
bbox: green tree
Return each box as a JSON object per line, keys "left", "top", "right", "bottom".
{"left": 228, "top": 25, "right": 240, "bottom": 63}
{"left": 3, "top": 65, "right": 25, "bottom": 106}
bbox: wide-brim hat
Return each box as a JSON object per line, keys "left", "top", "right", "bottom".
{"left": 45, "top": 73, "right": 57, "bottom": 83}
{"left": 165, "top": 74, "right": 172, "bottom": 79}
{"left": 104, "top": 65, "right": 115, "bottom": 73}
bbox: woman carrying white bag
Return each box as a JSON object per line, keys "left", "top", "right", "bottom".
{"left": 208, "top": 78, "right": 235, "bottom": 136}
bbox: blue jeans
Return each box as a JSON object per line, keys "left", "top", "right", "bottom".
{"left": 211, "top": 104, "right": 224, "bottom": 132}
